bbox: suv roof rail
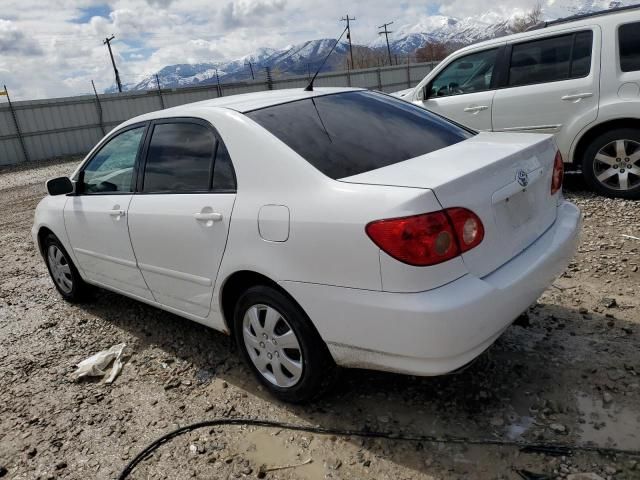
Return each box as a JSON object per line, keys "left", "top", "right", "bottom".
{"left": 526, "top": 3, "right": 640, "bottom": 31}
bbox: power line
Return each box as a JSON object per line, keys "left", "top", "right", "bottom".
{"left": 103, "top": 35, "right": 123, "bottom": 93}
{"left": 340, "top": 14, "right": 355, "bottom": 69}
{"left": 378, "top": 21, "right": 394, "bottom": 66}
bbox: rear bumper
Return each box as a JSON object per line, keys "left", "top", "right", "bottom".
{"left": 281, "top": 200, "right": 581, "bottom": 376}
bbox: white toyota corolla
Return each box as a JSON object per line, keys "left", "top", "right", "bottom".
{"left": 33, "top": 87, "right": 580, "bottom": 402}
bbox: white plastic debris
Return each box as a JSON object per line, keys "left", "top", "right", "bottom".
{"left": 71, "top": 343, "right": 126, "bottom": 384}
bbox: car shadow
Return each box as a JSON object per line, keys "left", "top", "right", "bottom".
{"left": 79, "top": 288, "right": 639, "bottom": 478}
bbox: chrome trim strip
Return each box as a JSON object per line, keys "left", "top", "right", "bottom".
{"left": 138, "top": 262, "right": 212, "bottom": 286}
{"left": 74, "top": 248, "right": 138, "bottom": 268}
{"left": 496, "top": 124, "right": 562, "bottom": 132}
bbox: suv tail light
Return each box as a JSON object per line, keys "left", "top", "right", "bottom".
{"left": 551, "top": 150, "right": 564, "bottom": 195}
{"left": 365, "top": 208, "right": 484, "bottom": 266}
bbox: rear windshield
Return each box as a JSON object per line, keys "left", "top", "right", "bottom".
{"left": 245, "top": 90, "right": 473, "bottom": 179}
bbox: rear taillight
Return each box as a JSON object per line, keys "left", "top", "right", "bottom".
{"left": 365, "top": 208, "right": 484, "bottom": 266}
{"left": 446, "top": 207, "right": 485, "bottom": 253}
{"left": 551, "top": 150, "right": 564, "bottom": 195}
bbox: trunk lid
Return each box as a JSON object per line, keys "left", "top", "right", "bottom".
{"left": 340, "top": 132, "right": 559, "bottom": 278}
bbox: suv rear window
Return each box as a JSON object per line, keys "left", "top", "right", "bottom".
{"left": 508, "top": 31, "right": 593, "bottom": 87}
{"left": 245, "top": 91, "right": 473, "bottom": 179}
{"left": 619, "top": 22, "right": 640, "bottom": 72}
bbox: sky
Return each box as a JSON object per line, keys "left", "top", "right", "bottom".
{"left": 0, "top": 0, "right": 545, "bottom": 101}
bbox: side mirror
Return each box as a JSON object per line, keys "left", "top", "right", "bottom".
{"left": 417, "top": 85, "right": 431, "bottom": 101}
{"left": 46, "top": 176, "right": 74, "bottom": 196}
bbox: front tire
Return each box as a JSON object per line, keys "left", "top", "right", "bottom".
{"left": 233, "top": 285, "right": 336, "bottom": 403}
{"left": 582, "top": 128, "right": 640, "bottom": 199}
{"left": 43, "top": 234, "right": 91, "bottom": 302}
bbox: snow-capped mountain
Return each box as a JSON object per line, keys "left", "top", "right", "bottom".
{"left": 115, "top": 0, "right": 635, "bottom": 92}
{"left": 111, "top": 39, "right": 349, "bottom": 92}
{"left": 376, "top": 0, "right": 633, "bottom": 54}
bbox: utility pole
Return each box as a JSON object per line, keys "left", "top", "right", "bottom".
{"left": 155, "top": 74, "right": 165, "bottom": 109}
{"left": 245, "top": 61, "right": 255, "bottom": 80}
{"left": 378, "top": 21, "right": 394, "bottom": 66}
{"left": 103, "top": 35, "right": 123, "bottom": 93}
{"left": 340, "top": 14, "right": 355, "bottom": 69}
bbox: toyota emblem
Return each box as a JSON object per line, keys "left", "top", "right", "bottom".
{"left": 516, "top": 169, "right": 529, "bottom": 187}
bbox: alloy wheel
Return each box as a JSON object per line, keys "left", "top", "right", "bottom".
{"left": 241, "top": 304, "right": 303, "bottom": 388}
{"left": 47, "top": 244, "right": 73, "bottom": 294}
{"left": 593, "top": 139, "right": 640, "bottom": 191}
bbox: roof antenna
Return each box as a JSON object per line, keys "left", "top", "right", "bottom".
{"left": 304, "top": 26, "right": 349, "bottom": 92}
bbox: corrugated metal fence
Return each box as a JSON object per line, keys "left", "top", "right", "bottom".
{"left": 0, "top": 61, "right": 436, "bottom": 166}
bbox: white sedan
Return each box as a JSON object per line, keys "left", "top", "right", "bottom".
{"left": 33, "top": 87, "right": 581, "bottom": 402}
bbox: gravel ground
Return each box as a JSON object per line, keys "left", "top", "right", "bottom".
{"left": 0, "top": 160, "right": 639, "bottom": 480}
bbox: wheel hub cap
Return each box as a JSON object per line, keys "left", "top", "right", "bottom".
{"left": 47, "top": 245, "right": 73, "bottom": 294}
{"left": 242, "top": 304, "right": 303, "bottom": 388}
{"left": 593, "top": 139, "right": 640, "bottom": 191}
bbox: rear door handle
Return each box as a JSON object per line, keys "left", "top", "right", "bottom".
{"left": 109, "top": 209, "right": 126, "bottom": 217}
{"left": 561, "top": 92, "right": 593, "bottom": 101}
{"left": 463, "top": 105, "right": 489, "bottom": 113}
{"left": 194, "top": 212, "right": 223, "bottom": 222}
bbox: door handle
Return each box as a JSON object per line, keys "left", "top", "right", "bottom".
{"left": 463, "top": 105, "right": 489, "bottom": 113}
{"left": 561, "top": 92, "right": 593, "bottom": 101}
{"left": 109, "top": 209, "right": 126, "bottom": 217}
{"left": 194, "top": 212, "right": 223, "bottom": 222}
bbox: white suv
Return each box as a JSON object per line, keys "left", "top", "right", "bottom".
{"left": 397, "top": 7, "right": 640, "bottom": 199}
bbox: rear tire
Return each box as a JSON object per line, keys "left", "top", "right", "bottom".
{"left": 43, "top": 234, "right": 92, "bottom": 303}
{"left": 233, "top": 285, "right": 336, "bottom": 403}
{"left": 582, "top": 128, "right": 640, "bottom": 199}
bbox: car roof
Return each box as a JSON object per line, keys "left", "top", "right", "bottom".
{"left": 453, "top": 7, "right": 640, "bottom": 54}
{"left": 151, "top": 87, "right": 365, "bottom": 116}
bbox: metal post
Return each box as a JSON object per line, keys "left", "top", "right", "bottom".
{"left": 265, "top": 67, "right": 273, "bottom": 90}
{"left": 245, "top": 61, "right": 255, "bottom": 80}
{"left": 155, "top": 74, "right": 165, "bottom": 109}
{"left": 3, "top": 85, "right": 29, "bottom": 162}
{"left": 215, "top": 69, "right": 223, "bottom": 97}
{"left": 91, "top": 81, "right": 106, "bottom": 136}
{"left": 406, "top": 55, "right": 411, "bottom": 88}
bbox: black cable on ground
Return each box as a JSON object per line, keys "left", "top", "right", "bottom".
{"left": 118, "top": 417, "right": 640, "bottom": 479}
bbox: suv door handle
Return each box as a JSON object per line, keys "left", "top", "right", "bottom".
{"left": 463, "top": 105, "right": 489, "bottom": 113}
{"left": 109, "top": 209, "right": 126, "bottom": 217}
{"left": 561, "top": 92, "right": 593, "bottom": 101}
{"left": 194, "top": 212, "right": 223, "bottom": 222}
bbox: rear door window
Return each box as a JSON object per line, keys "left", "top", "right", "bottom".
{"left": 508, "top": 31, "right": 593, "bottom": 87}
{"left": 245, "top": 91, "right": 472, "bottom": 179}
{"left": 142, "top": 122, "right": 215, "bottom": 193}
{"left": 619, "top": 22, "right": 640, "bottom": 72}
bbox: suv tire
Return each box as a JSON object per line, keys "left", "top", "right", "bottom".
{"left": 582, "top": 128, "right": 640, "bottom": 199}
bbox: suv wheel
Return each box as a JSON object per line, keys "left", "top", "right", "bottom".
{"left": 43, "top": 234, "right": 91, "bottom": 302}
{"left": 582, "top": 128, "right": 640, "bottom": 199}
{"left": 233, "top": 285, "right": 336, "bottom": 403}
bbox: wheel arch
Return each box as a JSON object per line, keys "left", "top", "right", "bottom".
{"left": 36, "top": 226, "right": 56, "bottom": 256}
{"left": 571, "top": 118, "right": 640, "bottom": 168}
{"left": 219, "top": 270, "right": 323, "bottom": 341}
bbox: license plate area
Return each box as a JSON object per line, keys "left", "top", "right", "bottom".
{"left": 502, "top": 188, "right": 534, "bottom": 228}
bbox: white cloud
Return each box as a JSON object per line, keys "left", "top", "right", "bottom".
{"left": 0, "top": 19, "right": 42, "bottom": 55}
{"left": 0, "top": 0, "right": 547, "bottom": 100}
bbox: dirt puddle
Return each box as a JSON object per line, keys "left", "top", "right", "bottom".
{"left": 238, "top": 429, "right": 326, "bottom": 479}
{"left": 576, "top": 392, "right": 640, "bottom": 450}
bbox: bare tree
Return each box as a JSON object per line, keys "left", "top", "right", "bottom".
{"left": 415, "top": 42, "right": 451, "bottom": 63}
{"left": 511, "top": 2, "right": 544, "bottom": 33}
